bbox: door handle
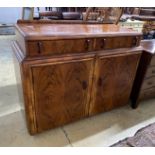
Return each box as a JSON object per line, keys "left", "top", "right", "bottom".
{"left": 98, "top": 77, "right": 102, "bottom": 87}
{"left": 152, "top": 70, "right": 155, "bottom": 74}
{"left": 82, "top": 81, "right": 87, "bottom": 90}
{"left": 147, "top": 81, "right": 153, "bottom": 85}
{"left": 37, "top": 42, "right": 43, "bottom": 54}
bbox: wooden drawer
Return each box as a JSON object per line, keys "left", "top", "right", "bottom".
{"left": 139, "top": 87, "right": 155, "bottom": 101}
{"left": 145, "top": 66, "right": 155, "bottom": 78}
{"left": 141, "top": 77, "right": 155, "bottom": 90}
{"left": 27, "top": 38, "right": 94, "bottom": 56}
{"left": 27, "top": 36, "right": 141, "bottom": 57}
{"left": 150, "top": 56, "right": 155, "bottom": 66}
{"left": 95, "top": 36, "right": 140, "bottom": 51}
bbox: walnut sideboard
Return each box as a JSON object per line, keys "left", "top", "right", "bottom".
{"left": 12, "top": 20, "right": 142, "bottom": 134}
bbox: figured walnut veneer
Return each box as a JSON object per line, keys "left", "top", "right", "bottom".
{"left": 13, "top": 20, "right": 142, "bottom": 134}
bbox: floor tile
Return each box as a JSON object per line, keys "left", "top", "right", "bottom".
{"left": 0, "top": 111, "right": 70, "bottom": 147}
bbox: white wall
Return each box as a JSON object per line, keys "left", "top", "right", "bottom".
{"left": 0, "top": 7, "right": 22, "bottom": 24}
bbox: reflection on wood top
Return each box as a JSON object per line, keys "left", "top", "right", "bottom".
{"left": 16, "top": 23, "right": 142, "bottom": 41}
{"left": 141, "top": 39, "right": 155, "bottom": 54}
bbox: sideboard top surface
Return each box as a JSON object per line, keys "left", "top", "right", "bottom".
{"left": 16, "top": 23, "right": 142, "bottom": 41}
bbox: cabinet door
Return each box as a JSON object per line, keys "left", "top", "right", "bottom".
{"left": 32, "top": 58, "right": 94, "bottom": 132}
{"left": 89, "top": 53, "right": 140, "bottom": 115}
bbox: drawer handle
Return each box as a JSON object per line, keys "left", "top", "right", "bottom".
{"left": 37, "top": 42, "right": 42, "bottom": 54}
{"left": 82, "top": 81, "right": 87, "bottom": 90}
{"left": 148, "top": 81, "right": 153, "bottom": 85}
{"left": 85, "top": 39, "right": 91, "bottom": 50}
{"left": 132, "top": 37, "right": 139, "bottom": 46}
{"left": 100, "top": 39, "right": 106, "bottom": 48}
{"left": 98, "top": 77, "right": 102, "bottom": 87}
{"left": 152, "top": 70, "right": 155, "bottom": 74}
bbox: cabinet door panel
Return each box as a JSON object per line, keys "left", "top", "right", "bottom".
{"left": 89, "top": 53, "right": 140, "bottom": 115}
{"left": 32, "top": 59, "right": 93, "bottom": 132}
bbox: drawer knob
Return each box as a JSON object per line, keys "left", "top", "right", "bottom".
{"left": 37, "top": 42, "right": 43, "bottom": 54}
{"left": 82, "top": 81, "right": 87, "bottom": 90}
{"left": 152, "top": 70, "right": 155, "bottom": 74}
{"left": 98, "top": 77, "right": 102, "bottom": 87}
{"left": 148, "top": 81, "right": 153, "bottom": 85}
{"left": 100, "top": 39, "right": 106, "bottom": 48}
{"left": 85, "top": 39, "right": 91, "bottom": 50}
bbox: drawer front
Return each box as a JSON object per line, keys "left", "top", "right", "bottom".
{"left": 145, "top": 66, "right": 155, "bottom": 78}
{"left": 141, "top": 77, "right": 155, "bottom": 90}
{"left": 27, "top": 36, "right": 141, "bottom": 56}
{"left": 150, "top": 56, "right": 155, "bottom": 66}
{"left": 139, "top": 87, "right": 155, "bottom": 101}
{"left": 27, "top": 38, "right": 94, "bottom": 56}
{"left": 95, "top": 36, "right": 140, "bottom": 51}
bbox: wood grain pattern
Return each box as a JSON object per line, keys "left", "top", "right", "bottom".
{"left": 26, "top": 36, "right": 141, "bottom": 57}
{"left": 15, "top": 22, "right": 142, "bottom": 41}
{"left": 89, "top": 53, "right": 141, "bottom": 115}
{"left": 27, "top": 38, "right": 94, "bottom": 56}
{"left": 15, "top": 21, "right": 142, "bottom": 58}
{"left": 12, "top": 41, "right": 37, "bottom": 134}
{"left": 95, "top": 36, "right": 140, "bottom": 51}
{"left": 15, "top": 29, "right": 27, "bottom": 56}
{"left": 17, "top": 19, "right": 113, "bottom": 24}
{"left": 32, "top": 58, "right": 94, "bottom": 132}
{"left": 13, "top": 22, "right": 143, "bottom": 134}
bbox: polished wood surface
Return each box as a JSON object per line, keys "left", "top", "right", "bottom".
{"left": 17, "top": 19, "right": 113, "bottom": 24}
{"left": 13, "top": 21, "right": 142, "bottom": 134}
{"left": 32, "top": 57, "right": 94, "bottom": 132}
{"left": 95, "top": 36, "right": 140, "bottom": 50}
{"left": 89, "top": 52, "right": 140, "bottom": 115}
{"left": 131, "top": 40, "right": 155, "bottom": 108}
{"left": 26, "top": 36, "right": 140, "bottom": 57}
{"left": 16, "top": 22, "right": 141, "bottom": 41}
{"left": 27, "top": 38, "right": 94, "bottom": 56}
{"left": 16, "top": 20, "right": 141, "bottom": 57}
